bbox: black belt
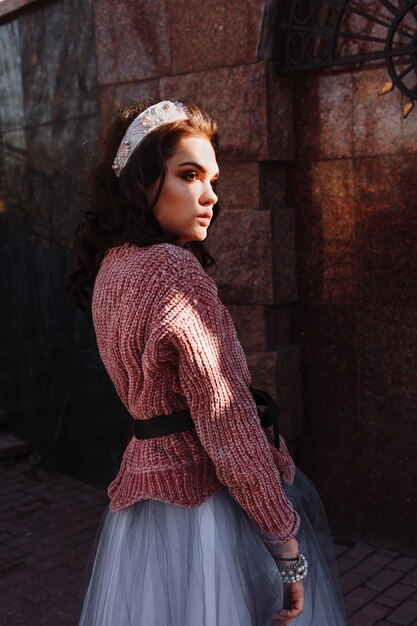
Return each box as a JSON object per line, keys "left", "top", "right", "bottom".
{"left": 133, "top": 386, "right": 281, "bottom": 450}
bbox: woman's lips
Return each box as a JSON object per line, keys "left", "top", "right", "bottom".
{"left": 197, "top": 216, "right": 211, "bottom": 226}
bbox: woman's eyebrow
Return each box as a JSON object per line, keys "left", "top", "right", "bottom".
{"left": 177, "top": 161, "right": 220, "bottom": 178}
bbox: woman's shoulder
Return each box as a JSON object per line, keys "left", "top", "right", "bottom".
{"left": 104, "top": 242, "right": 207, "bottom": 285}
{"left": 106, "top": 242, "right": 189, "bottom": 264}
{"left": 143, "top": 242, "right": 196, "bottom": 264}
{"left": 99, "top": 243, "right": 221, "bottom": 320}
{"left": 146, "top": 245, "right": 220, "bottom": 301}
{"left": 137, "top": 243, "right": 207, "bottom": 278}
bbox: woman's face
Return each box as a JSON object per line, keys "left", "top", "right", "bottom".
{"left": 147, "top": 136, "right": 219, "bottom": 245}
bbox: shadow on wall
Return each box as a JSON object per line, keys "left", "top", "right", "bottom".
{"left": 0, "top": 0, "right": 129, "bottom": 487}
{"left": 288, "top": 65, "right": 417, "bottom": 553}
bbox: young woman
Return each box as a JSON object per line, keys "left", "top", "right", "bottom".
{"left": 68, "top": 99, "right": 347, "bottom": 625}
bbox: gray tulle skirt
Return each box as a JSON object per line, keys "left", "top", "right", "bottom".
{"left": 77, "top": 469, "right": 347, "bottom": 625}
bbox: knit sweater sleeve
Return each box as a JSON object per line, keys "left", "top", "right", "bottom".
{"left": 159, "top": 251, "right": 300, "bottom": 543}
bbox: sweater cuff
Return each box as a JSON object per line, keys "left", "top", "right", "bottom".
{"left": 256, "top": 509, "right": 301, "bottom": 547}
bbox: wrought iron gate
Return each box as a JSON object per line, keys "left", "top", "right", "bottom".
{"left": 277, "top": 1, "right": 417, "bottom": 116}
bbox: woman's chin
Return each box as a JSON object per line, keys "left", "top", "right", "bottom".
{"left": 180, "top": 230, "right": 208, "bottom": 245}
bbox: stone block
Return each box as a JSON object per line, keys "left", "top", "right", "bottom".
{"left": 0, "top": 20, "right": 23, "bottom": 132}
{"left": 246, "top": 346, "right": 302, "bottom": 440}
{"left": 276, "top": 345, "right": 302, "bottom": 440}
{"left": 246, "top": 350, "right": 278, "bottom": 397}
{"left": 388, "top": 556, "right": 417, "bottom": 573}
{"left": 384, "top": 599, "right": 417, "bottom": 625}
{"left": 170, "top": 0, "right": 265, "bottom": 74}
{"left": 264, "top": 304, "right": 292, "bottom": 348}
{"left": 259, "top": 161, "right": 286, "bottom": 210}
{"left": 0, "top": 0, "right": 41, "bottom": 18}
{"left": 401, "top": 569, "right": 417, "bottom": 588}
{"left": 290, "top": 158, "right": 356, "bottom": 246}
{"left": 293, "top": 303, "right": 358, "bottom": 420}
{"left": 354, "top": 152, "right": 417, "bottom": 213}
{"left": 292, "top": 302, "right": 362, "bottom": 536}
{"left": 23, "top": 346, "right": 128, "bottom": 488}
{"left": 97, "top": 80, "right": 159, "bottom": 130}
{"left": 386, "top": 583, "right": 416, "bottom": 601}
{"left": 2, "top": 113, "right": 99, "bottom": 246}
{"left": 345, "top": 542, "right": 375, "bottom": 562}
{"left": 207, "top": 208, "right": 273, "bottom": 304}
{"left": 225, "top": 304, "right": 266, "bottom": 352}
{"left": 289, "top": 159, "right": 356, "bottom": 304}
{"left": 353, "top": 154, "right": 417, "bottom": 306}
{"left": 293, "top": 72, "right": 354, "bottom": 161}
{"left": 290, "top": 151, "right": 417, "bottom": 307}
{"left": 353, "top": 67, "right": 417, "bottom": 157}
{"left": 271, "top": 206, "right": 297, "bottom": 304}
{"left": 344, "top": 585, "right": 379, "bottom": 612}
{"left": 0, "top": 433, "right": 30, "bottom": 460}
{"left": 216, "top": 162, "right": 259, "bottom": 211}
{"left": 376, "top": 595, "right": 404, "bottom": 608}
{"left": 333, "top": 541, "right": 349, "bottom": 557}
{"left": 160, "top": 63, "right": 269, "bottom": 161}
{"left": 357, "top": 305, "right": 417, "bottom": 551}
{"left": 266, "top": 63, "right": 293, "bottom": 160}
{"left": 348, "top": 602, "right": 390, "bottom": 625}
{"left": 355, "top": 212, "right": 417, "bottom": 307}
{"left": 366, "top": 569, "right": 403, "bottom": 592}
{"left": 340, "top": 570, "right": 368, "bottom": 595}
{"left": 357, "top": 304, "right": 417, "bottom": 442}
{"left": 0, "top": 0, "right": 97, "bottom": 131}
{"left": 377, "top": 547, "right": 399, "bottom": 558}
{"left": 337, "top": 555, "right": 357, "bottom": 575}
{"left": 93, "top": 0, "right": 171, "bottom": 84}
{"left": 292, "top": 236, "right": 355, "bottom": 305}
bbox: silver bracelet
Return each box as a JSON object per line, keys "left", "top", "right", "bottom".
{"left": 277, "top": 553, "right": 308, "bottom": 584}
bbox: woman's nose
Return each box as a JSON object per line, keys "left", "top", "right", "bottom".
{"left": 201, "top": 185, "right": 218, "bottom": 206}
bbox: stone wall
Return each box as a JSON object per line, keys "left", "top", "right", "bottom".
{"left": 289, "top": 63, "right": 417, "bottom": 551}
{"left": 0, "top": 0, "right": 129, "bottom": 487}
{"left": 0, "top": 0, "right": 302, "bottom": 487}
{"left": 2, "top": 0, "right": 415, "bottom": 552}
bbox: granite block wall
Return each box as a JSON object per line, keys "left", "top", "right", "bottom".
{"left": 0, "top": 0, "right": 129, "bottom": 487}
{"left": 289, "top": 65, "right": 417, "bottom": 551}
{"left": 2, "top": 0, "right": 415, "bottom": 553}
{"left": 0, "top": 0, "right": 302, "bottom": 488}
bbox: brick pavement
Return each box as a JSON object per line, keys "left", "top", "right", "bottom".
{"left": 1, "top": 457, "right": 417, "bottom": 626}
{"left": 334, "top": 541, "right": 417, "bottom": 625}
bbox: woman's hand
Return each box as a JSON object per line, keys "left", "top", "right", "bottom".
{"left": 257, "top": 534, "right": 305, "bottom": 623}
{"left": 270, "top": 581, "right": 304, "bottom": 624}
{"left": 268, "top": 538, "right": 304, "bottom": 624}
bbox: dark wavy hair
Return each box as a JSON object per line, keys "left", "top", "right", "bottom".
{"left": 66, "top": 99, "right": 221, "bottom": 309}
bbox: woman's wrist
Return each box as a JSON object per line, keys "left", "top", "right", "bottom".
{"left": 256, "top": 526, "right": 300, "bottom": 560}
{"left": 273, "top": 537, "right": 299, "bottom": 561}
{"left": 277, "top": 552, "right": 308, "bottom": 584}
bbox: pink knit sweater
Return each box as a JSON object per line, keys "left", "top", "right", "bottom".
{"left": 92, "top": 242, "right": 300, "bottom": 543}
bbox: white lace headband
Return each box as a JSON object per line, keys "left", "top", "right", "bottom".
{"left": 112, "top": 100, "right": 189, "bottom": 177}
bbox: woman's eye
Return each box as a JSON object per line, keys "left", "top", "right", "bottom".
{"left": 184, "top": 172, "right": 198, "bottom": 181}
